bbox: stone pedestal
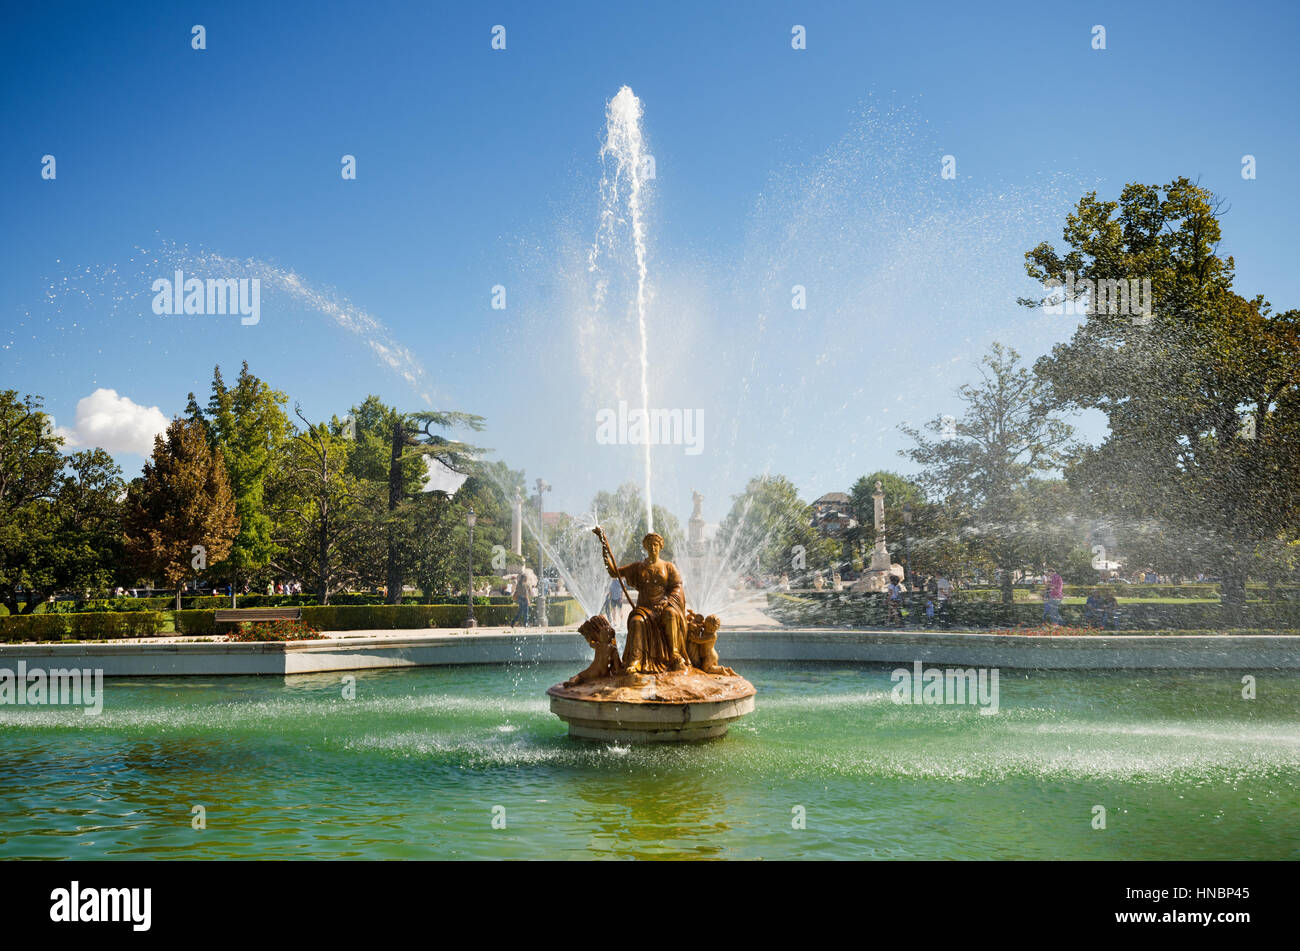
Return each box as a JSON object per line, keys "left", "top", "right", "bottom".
{"left": 547, "top": 669, "right": 756, "bottom": 743}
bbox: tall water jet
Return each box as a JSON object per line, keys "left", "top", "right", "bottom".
{"left": 595, "top": 86, "right": 655, "bottom": 532}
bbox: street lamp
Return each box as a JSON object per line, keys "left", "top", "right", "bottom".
{"left": 535, "top": 478, "right": 551, "bottom": 628}
{"left": 465, "top": 507, "right": 477, "bottom": 629}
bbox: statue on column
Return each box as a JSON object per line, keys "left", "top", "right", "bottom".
{"left": 687, "top": 489, "right": 706, "bottom": 558}
{"left": 851, "top": 480, "right": 905, "bottom": 593}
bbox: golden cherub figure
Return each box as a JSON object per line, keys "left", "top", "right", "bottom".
{"left": 686, "top": 610, "right": 736, "bottom": 676}
{"left": 566, "top": 615, "right": 626, "bottom": 686}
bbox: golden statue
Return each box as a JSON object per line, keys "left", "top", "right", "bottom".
{"left": 595, "top": 528, "right": 691, "bottom": 674}
{"left": 546, "top": 526, "right": 755, "bottom": 741}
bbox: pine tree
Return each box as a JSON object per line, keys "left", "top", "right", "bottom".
{"left": 203, "top": 362, "right": 291, "bottom": 605}
{"left": 123, "top": 418, "right": 240, "bottom": 609}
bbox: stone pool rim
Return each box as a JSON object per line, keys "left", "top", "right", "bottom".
{"left": 0, "top": 628, "right": 1296, "bottom": 676}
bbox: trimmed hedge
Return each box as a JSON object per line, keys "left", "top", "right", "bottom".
{"left": 1, "top": 598, "right": 585, "bottom": 640}
{"left": 933, "top": 584, "right": 1299, "bottom": 602}
{"left": 48, "top": 593, "right": 520, "bottom": 614}
{"left": 0, "top": 613, "right": 69, "bottom": 641}
{"left": 765, "top": 592, "right": 1300, "bottom": 630}
{"left": 0, "top": 611, "right": 164, "bottom": 642}
{"left": 173, "top": 609, "right": 217, "bottom": 636}
{"left": 296, "top": 598, "right": 583, "bottom": 631}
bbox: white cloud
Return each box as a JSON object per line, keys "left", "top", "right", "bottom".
{"left": 57, "top": 388, "right": 169, "bottom": 455}
{"left": 423, "top": 456, "right": 469, "bottom": 495}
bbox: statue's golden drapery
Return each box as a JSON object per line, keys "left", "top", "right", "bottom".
{"left": 605, "top": 533, "right": 691, "bottom": 674}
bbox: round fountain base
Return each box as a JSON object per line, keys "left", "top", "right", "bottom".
{"left": 547, "top": 669, "right": 756, "bottom": 743}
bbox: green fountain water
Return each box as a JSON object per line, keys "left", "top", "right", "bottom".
{"left": 1, "top": 662, "right": 1296, "bottom": 859}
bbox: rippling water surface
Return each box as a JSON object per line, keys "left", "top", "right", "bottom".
{"left": 1, "top": 663, "right": 1297, "bottom": 859}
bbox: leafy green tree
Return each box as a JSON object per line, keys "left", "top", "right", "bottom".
{"left": 1060, "top": 546, "right": 1100, "bottom": 586}
{"left": 1021, "top": 177, "right": 1300, "bottom": 612}
{"left": 268, "top": 407, "right": 369, "bottom": 603}
{"left": 340, "top": 396, "right": 485, "bottom": 602}
{"left": 0, "top": 391, "right": 125, "bottom": 613}
{"left": 589, "top": 483, "right": 683, "bottom": 566}
{"left": 398, "top": 465, "right": 514, "bottom": 600}
{"left": 200, "top": 362, "right": 292, "bottom": 604}
{"left": 902, "top": 343, "right": 1076, "bottom": 602}
{"left": 718, "top": 474, "right": 837, "bottom": 580}
{"left": 406, "top": 490, "right": 457, "bottom": 599}
{"left": 123, "top": 417, "right": 240, "bottom": 609}
{"left": 1011, "top": 479, "right": 1094, "bottom": 579}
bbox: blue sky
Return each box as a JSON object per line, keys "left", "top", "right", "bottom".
{"left": 3, "top": 0, "right": 1298, "bottom": 523}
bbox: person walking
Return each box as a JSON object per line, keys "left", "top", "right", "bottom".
{"left": 1084, "top": 588, "right": 1104, "bottom": 627}
{"left": 1043, "top": 568, "right": 1064, "bottom": 626}
{"left": 512, "top": 567, "right": 536, "bottom": 628}
{"left": 886, "top": 575, "right": 904, "bottom": 626}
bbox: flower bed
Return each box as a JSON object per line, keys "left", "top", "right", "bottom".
{"left": 226, "top": 618, "right": 326, "bottom": 642}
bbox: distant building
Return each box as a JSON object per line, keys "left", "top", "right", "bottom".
{"left": 811, "top": 492, "right": 857, "bottom": 536}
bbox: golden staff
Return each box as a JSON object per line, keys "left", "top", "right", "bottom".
{"left": 592, "top": 527, "right": 634, "bottom": 607}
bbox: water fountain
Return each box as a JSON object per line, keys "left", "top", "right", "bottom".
{"left": 547, "top": 527, "right": 755, "bottom": 742}
{"left": 543, "top": 87, "right": 758, "bottom": 740}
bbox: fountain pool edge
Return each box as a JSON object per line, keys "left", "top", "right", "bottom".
{"left": 0, "top": 629, "right": 1296, "bottom": 676}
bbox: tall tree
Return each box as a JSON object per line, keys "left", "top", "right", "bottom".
{"left": 381, "top": 410, "right": 484, "bottom": 601}
{"left": 341, "top": 397, "right": 485, "bottom": 602}
{"left": 1021, "top": 177, "right": 1300, "bottom": 612}
{"left": 202, "top": 362, "right": 292, "bottom": 604}
{"left": 0, "top": 391, "right": 125, "bottom": 613}
{"left": 902, "top": 343, "right": 1076, "bottom": 602}
{"left": 406, "top": 490, "right": 457, "bottom": 599}
{"left": 717, "top": 474, "right": 838, "bottom": 580}
{"left": 123, "top": 417, "right": 240, "bottom": 609}
{"left": 268, "top": 406, "right": 369, "bottom": 603}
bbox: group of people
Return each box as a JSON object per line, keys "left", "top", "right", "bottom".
{"left": 1041, "top": 569, "right": 1122, "bottom": 628}
{"left": 882, "top": 574, "right": 954, "bottom": 626}
{"left": 1083, "top": 588, "right": 1121, "bottom": 629}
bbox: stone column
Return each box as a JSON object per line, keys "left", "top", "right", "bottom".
{"left": 870, "top": 480, "right": 891, "bottom": 572}
{"left": 511, "top": 489, "right": 523, "bottom": 556}
{"left": 686, "top": 490, "right": 706, "bottom": 607}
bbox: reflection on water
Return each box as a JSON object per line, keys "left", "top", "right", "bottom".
{"left": 0, "top": 663, "right": 1297, "bottom": 859}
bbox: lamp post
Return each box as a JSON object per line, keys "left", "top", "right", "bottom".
{"left": 466, "top": 507, "right": 477, "bottom": 629}
{"left": 535, "top": 478, "right": 551, "bottom": 628}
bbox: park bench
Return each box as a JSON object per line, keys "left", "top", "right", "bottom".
{"left": 213, "top": 607, "right": 302, "bottom": 624}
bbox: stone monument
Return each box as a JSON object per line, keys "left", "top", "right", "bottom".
{"left": 851, "top": 480, "right": 906, "bottom": 593}
{"left": 687, "top": 489, "right": 706, "bottom": 557}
